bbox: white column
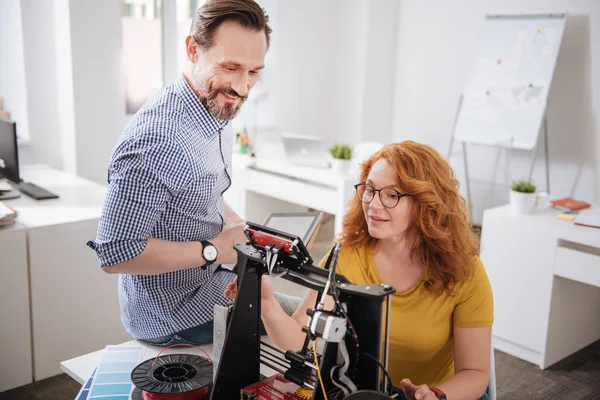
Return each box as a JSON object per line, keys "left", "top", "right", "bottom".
{"left": 68, "top": 0, "right": 126, "bottom": 184}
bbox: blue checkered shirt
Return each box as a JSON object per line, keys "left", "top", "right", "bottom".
{"left": 87, "top": 73, "right": 236, "bottom": 340}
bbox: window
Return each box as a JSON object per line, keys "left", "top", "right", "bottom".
{"left": 174, "top": 0, "right": 205, "bottom": 74}
{"left": 123, "top": 0, "right": 276, "bottom": 130}
{"left": 229, "top": 0, "right": 277, "bottom": 133}
{"left": 122, "top": 0, "right": 163, "bottom": 114}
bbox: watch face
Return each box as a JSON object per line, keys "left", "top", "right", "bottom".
{"left": 204, "top": 245, "right": 217, "bottom": 261}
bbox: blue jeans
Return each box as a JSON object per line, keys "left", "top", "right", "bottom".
{"left": 139, "top": 292, "right": 302, "bottom": 346}
{"left": 480, "top": 386, "right": 491, "bottom": 400}
{"left": 139, "top": 320, "right": 217, "bottom": 346}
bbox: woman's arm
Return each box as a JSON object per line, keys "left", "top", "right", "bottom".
{"left": 401, "top": 326, "right": 491, "bottom": 400}
{"left": 261, "top": 289, "right": 319, "bottom": 351}
{"left": 436, "top": 326, "right": 491, "bottom": 399}
{"left": 225, "top": 276, "right": 335, "bottom": 351}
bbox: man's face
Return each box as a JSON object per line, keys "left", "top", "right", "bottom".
{"left": 188, "top": 20, "right": 267, "bottom": 120}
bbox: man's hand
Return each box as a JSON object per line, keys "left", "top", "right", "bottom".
{"left": 400, "top": 379, "right": 438, "bottom": 400}
{"left": 211, "top": 223, "right": 248, "bottom": 265}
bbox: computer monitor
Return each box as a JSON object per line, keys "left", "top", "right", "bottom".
{"left": 0, "top": 117, "right": 20, "bottom": 184}
{"left": 263, "top": 211, "right": 324, "bottom": 245}
{"left": 0, "top": 118, "right": 58, "bottom": 200}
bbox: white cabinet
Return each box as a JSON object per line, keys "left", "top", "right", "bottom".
{"left": 480, "top": 205, "right": 600, "bottom": 369}
{"left": 4, "top": 167, "right": 131, "bottom": 382}
{"left": 0, "top": 224, "right": 32, "bottom": 392}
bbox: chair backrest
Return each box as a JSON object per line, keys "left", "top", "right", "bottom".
{"left": 489, "top": 345, "right": 497, "bottom": 400}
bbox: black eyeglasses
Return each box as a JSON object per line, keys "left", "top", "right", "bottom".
{"left": 354, "top": 182, "right": 411, "bottom": 208}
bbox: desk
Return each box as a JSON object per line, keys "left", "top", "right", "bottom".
{"left": 480, "top": 205, "right": 600, "bottom": 369}
{"left": 226, "top": 153, "right": 356, "bottom": 236}
{"left": 2, "top": 166, "right": 130, "bottom": 383}
{"left": 61, "top": 339, "right": 278, "bottom": 387}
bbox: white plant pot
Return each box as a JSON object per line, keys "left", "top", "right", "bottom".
{"left": 331, "top": 158, "right": 351, "bottom": 174}
{"left": 510, "top": 190, "right": 537, "bottom": 215}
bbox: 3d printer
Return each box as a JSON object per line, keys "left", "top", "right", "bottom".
{"left": 210, "top": 221, "right": 398, "bottom": 400}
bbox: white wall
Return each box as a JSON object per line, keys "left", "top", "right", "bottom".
{"left": 69, "top": 0, "right": 126, "bottom": 184}
{"left": 53, "top": 0, "right": 77, "bottom": 174}
{"left": 1, "top": 0, "right": 125, "bottom": 185}
{"left": 0, "top": 0, "right": 30, "bottom": 146}
{"left": 393, "top": 0, "right": 600, "bottom": 224}
{"left": 359, "top": 0, "right": 400, "bottom": 145}
{"left": 20, "top": 0, "right": 64, "bottom": 169}
{"left": 274, "top": 0, "right": 398, "bottom": 147}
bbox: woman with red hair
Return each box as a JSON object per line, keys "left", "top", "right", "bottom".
{"left": 226, "top": 141, "right": 493, "bottom": 400}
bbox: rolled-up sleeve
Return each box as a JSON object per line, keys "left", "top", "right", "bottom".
{"left": 87, "top": 136, "right": 192, "bottom": 267}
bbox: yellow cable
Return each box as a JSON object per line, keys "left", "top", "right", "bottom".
{"left": 295, "top": 387, "right": 313, "bottom": 399}
{"left": 313, "top": 342, "right": 329, "bottom": 400}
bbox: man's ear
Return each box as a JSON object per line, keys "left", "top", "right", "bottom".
{"left": 185, "top": 35, "right": 198, "bottom": 63}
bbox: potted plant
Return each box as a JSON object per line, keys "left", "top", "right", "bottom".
{"left": 510, "top": 180, "right": 537, "bottom": 215}
{"left": 329, "top": 144, "right": 352, "bottom": 173}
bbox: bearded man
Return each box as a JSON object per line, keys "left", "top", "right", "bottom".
{"left": 87, "top": 0, "right": 271, "bottom": 346}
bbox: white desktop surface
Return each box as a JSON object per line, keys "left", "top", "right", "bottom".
{"left": 61, "top": 340, "right": 214, "bottom": 386}
{"left": 249, "top": 141, "right": 353, "bottom": 188}
{"left": 3, "top": 166, "right": 106, "bottom": 228}
{"left": 61, "top": 338, "right": 278, "bottom": 387}
{"left": 229, "top": 140, "right": 357, "bottom": 235}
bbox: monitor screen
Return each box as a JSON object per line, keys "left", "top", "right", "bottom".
{"left": 263, "top": 212, "right": 324, "bottom": 244}
{"left": 0, "top": 118, "right": 20, "bottom": 184}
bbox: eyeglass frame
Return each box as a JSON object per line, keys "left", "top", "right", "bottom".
{"left": 354, "top": 182, "right": 412, "bottom": 209}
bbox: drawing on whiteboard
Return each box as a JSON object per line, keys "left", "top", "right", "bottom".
{"left": 473, "top": 57, "right": 519, "bottom": 86}
{"left": 516, "top": 28, "right": 557, "bottom": 57}
{"left": 464, "top": 86, "right": 508, "bottom": 121}
{"left": 511, "top": 83, "right": 546, "bottom": 106}
{"left": 453, "top": 13, "right": 566, "bottom": 153}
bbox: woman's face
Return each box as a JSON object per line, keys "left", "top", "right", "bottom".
{"left": 361, "top": 158, "right": 414, "bottom": 242}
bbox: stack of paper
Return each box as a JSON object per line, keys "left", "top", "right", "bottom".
{"left": 0, "top": 201, "right": 17, "bottom": 227}
{"left": 574, "top": 211, "right": 600, "bottom": 229}
{"left": 75, "top": 345, "right": 145, "bottom": 400}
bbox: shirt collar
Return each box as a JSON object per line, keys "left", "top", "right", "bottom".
{"left": 175, "top": 73, "right": 228, "bottom": 137}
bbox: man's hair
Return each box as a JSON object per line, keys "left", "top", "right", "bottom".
{"left": 190, "top": 0, "right": 272, "bottom": 50}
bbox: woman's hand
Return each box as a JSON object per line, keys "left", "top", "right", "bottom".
{"left": 224, "top": 275, "right": 276, "bottom": 316}
{"left": 400, "top": 378, "right": 438, "bottom": 400}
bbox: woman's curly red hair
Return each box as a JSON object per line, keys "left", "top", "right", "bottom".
{"left": 339, "top": 141, "right": 479, "bottom": 295}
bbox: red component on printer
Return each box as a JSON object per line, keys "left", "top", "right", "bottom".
{"left": 245, "top": 229, "right": 297, "bottom": 255}
{"left": 241, "top": 374, "right": 310, "bottom": 400}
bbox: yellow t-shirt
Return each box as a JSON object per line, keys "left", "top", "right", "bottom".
{"left": 319, "top": 245, "right": 494, "bottom": 387}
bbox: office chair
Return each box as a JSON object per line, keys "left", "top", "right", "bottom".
{"left": 489, "top": 345, "right": 497, "bottom": 400}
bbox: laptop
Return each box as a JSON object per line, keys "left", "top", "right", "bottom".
{"left": 281, "top": 133, "right": 331, "bottom": 168}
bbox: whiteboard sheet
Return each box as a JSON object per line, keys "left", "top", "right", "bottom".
{"left": 454, "top": 14, "right": 567, "bottom": 149}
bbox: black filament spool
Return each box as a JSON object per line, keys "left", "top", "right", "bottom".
{"left": 130, "top": 353, "right": 212, "bottom": 399}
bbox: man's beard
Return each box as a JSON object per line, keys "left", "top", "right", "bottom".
{"left": 200, "top": 86, "right": 247, "bottom": 120}
{"left": 191, "top": 72, "right": 247, "bottom": 120}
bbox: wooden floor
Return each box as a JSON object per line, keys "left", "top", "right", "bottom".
{"left": 2, "top": 214, "right": 599, "bottom": 399}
